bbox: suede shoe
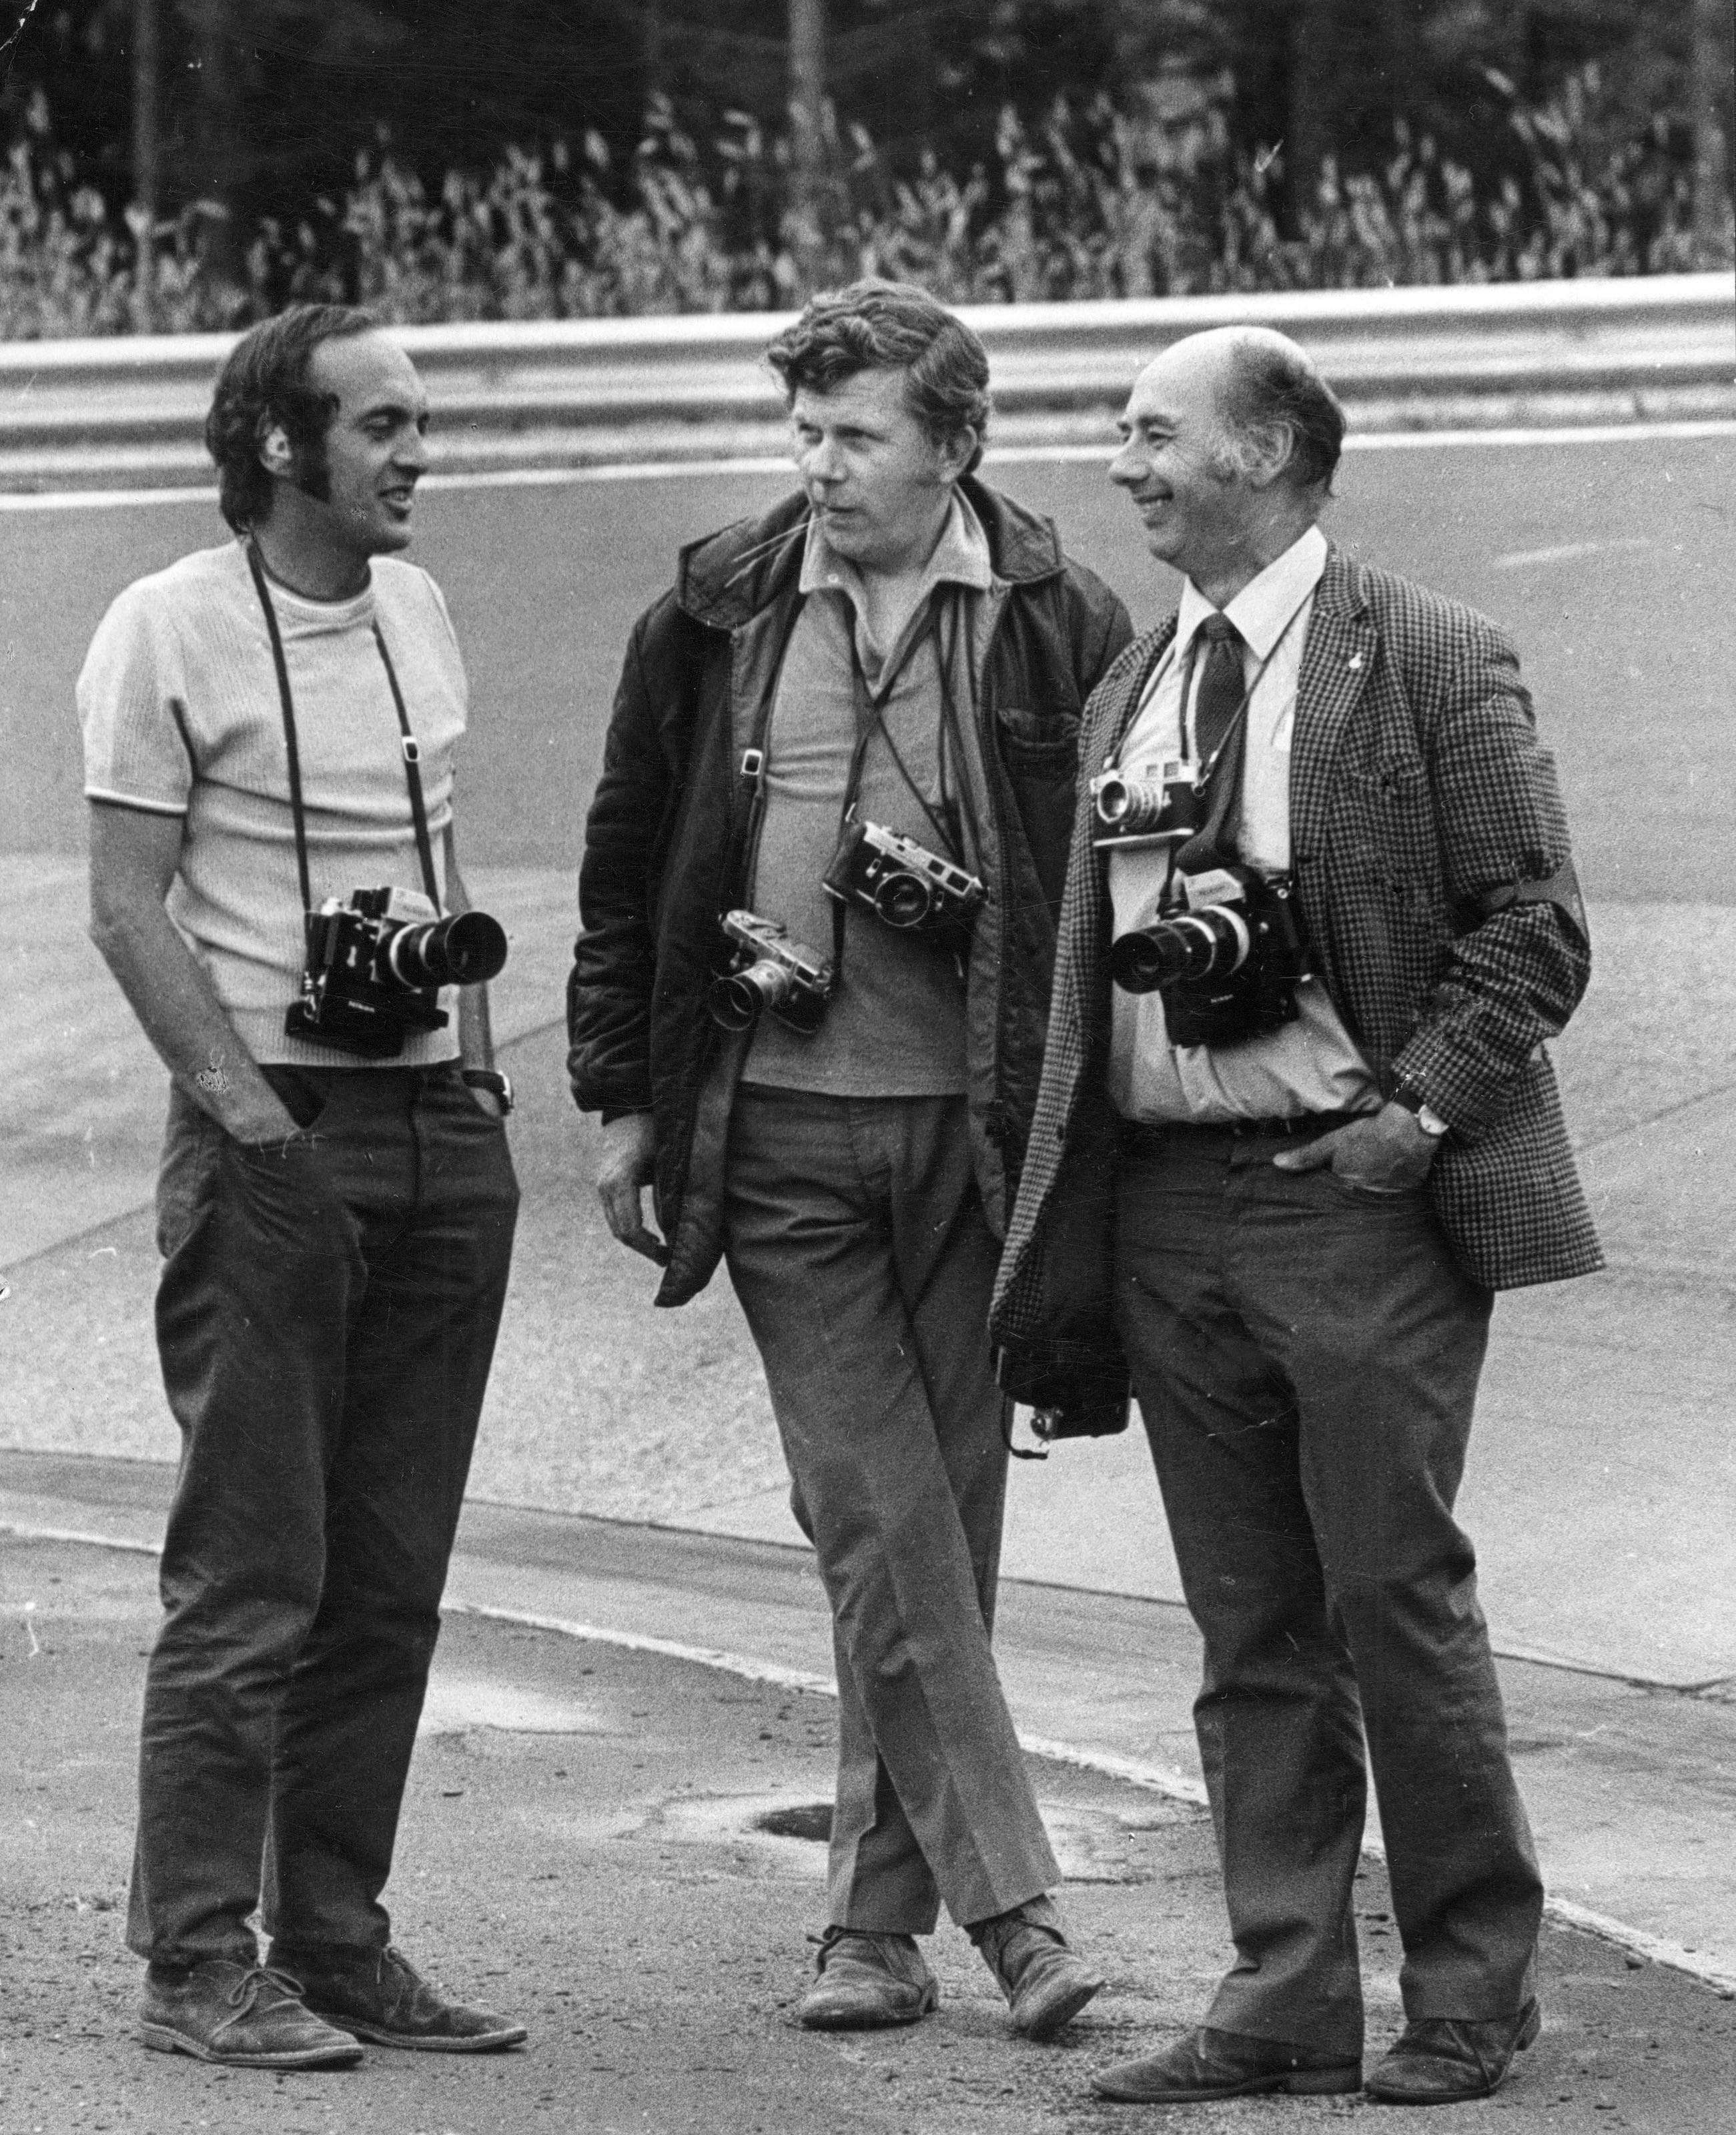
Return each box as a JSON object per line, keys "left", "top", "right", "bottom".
{"left": 137, "top": 1958, "right": 365, "bottom": 2069}
{"left": 1365, "top": 1998, "right": 1542, "bottom": 2104}
{"left": 273, "top": 1943, "right": 528, "bottom": 2053}
{"left": 797, "top": 1928, "right": 939, "bottom": 2030}
{"left": 969, "top": 1895, "right": 1104, "bottom": 2041}
{"left": 1092, "top": 2027, "right": 1362, "bottom": 2103}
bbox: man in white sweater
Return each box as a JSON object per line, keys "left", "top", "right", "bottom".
{"left": 80, "top": 306, "right": 522, "bottom": 2070}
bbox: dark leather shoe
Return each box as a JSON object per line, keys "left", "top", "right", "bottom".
{"left": 138, "top": 1959, "right": 364, "bottom": 2069}
{"left": 798, "top": 1928, "right": 939, "bottom": 2030}
{"left": 1093, "top": 2027, "right": 1362, "bottom": 2103}
{"left": 272, "top": 1944, "right": 527, "bottom": 2053}
{"left": 970, "top": 1896, "right": 1104, "bottom": 2041}
{"left": 1365, "top": 1998, "right": 1542, "bottom": 2104}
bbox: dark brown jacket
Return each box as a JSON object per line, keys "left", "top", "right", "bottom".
{"left": 568, "top": 479, "right": 1133, "bottom": 1306}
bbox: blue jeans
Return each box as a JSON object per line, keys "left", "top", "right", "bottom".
{"left": 127, "top": 1063, "right": 518, "bottom": 1968}
{"left": 1114, "top": 1121, "right": 1541, "bottom": 2054}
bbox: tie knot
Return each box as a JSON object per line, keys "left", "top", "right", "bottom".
{"left": 1200, "top": 613, "right": 1240, "bottom": 646}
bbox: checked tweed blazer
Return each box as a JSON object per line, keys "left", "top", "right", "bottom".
{"left": 992, "top": 544, "right": 1603, "bottom": 1364}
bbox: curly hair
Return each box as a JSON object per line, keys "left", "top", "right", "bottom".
{"left": 765, "top": 280, "right": 991, "bottom": 474}
{"left": 205, "top": 304, "right": 380, "bottom": 532}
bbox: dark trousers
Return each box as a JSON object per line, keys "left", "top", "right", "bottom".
{"left": 723, "top": 1088, "right": 1059, "bottom": 1934}
{"left": 128, "top": 1063, "right": 518, "bottom": 1968}
{"left": 1114, "top": 1124, "right": 1542, "bottom": 2056}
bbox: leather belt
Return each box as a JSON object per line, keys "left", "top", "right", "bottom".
{"left": 1121, "top": 1109, "right": 1367, "bottom": 1150}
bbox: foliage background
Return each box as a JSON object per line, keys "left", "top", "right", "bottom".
{"left": 0, "top": 0, "right": 1730, "bottom": 332}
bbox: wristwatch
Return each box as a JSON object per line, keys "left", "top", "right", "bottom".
{"left": 1392, "top": 1084, "right": 1449, "bottom": 1138}
{"left": 461, "top": 1068, "right": 514, "bottom": 1116}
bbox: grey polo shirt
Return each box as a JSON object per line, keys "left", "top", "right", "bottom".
{"left": 741, "top": 495, "right": 993, "bottom": 1096}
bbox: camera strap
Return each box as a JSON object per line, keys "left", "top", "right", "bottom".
{"left": 829, "top": 602, "right": 971, "bottom": 982}
{"left": 246, "top": 542, "right": 442, "bottom": 923}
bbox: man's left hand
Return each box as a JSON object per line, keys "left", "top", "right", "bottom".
{"left": 1271, "top": 1102, "right": 1439, "bottom": 1190}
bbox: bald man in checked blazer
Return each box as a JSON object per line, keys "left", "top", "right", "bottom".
{"left": 992, "top": 328, "right": 1599, "bottom": 2110}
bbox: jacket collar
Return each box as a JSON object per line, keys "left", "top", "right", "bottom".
{"left": 676, "top": 474, "right": 1066, "bottom": 631}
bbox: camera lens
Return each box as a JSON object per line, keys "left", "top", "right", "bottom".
{"left": 1098, "top": 777, "right": 1166, "bottom": 834}
{"left": 709, "top": 958, "right": 791, "bottom": 1030}
{"left": 386, "top": 911, "right": 509, "bottom": 989}
{"left": 1110, "top": 909, "right": 1250, "bottom": 994}
{"left": 873, "top": 871, "right": 934, "bottom": 929}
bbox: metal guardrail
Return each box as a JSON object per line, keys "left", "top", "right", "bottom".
{"left": 0, "top": 275, "right": 1731, "bottom": 490}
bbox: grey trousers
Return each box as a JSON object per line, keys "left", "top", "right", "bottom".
{"left": 723, "top": 1086, "right": 1059, "bottom": 1934}
{"left": 1114, "top": 1123, "right": 1543, "bottom": 2056}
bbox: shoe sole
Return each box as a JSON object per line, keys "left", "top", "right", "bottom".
{"left": 139, "top": 2020, "right": 364, "bottom": 2070}
{"left": 1094, "top": 2066, "right": 1362, "bottom": 2103}
{"left": 1364, "top": 2000, "right": 1543, "bottom": 2106}
{"left": 1016, "top": 1973, "right": 1106, "bottom": 2043}
{"left": 798, "top": 1980, "right": 940, "bottom": 2032}
{"left": 320, "top": 2016, "right": 529, "bottom": 2053}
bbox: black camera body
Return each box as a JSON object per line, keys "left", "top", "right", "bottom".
{"left": 287, "top": 887, "right": 509, "bottom": 1059}
{"left": 1110, "top": 863, "right": 1308, "bottom": 1048}
{"left": 823, "top": 817, "right": 986, "bottom": 941}
{"left": 1090, "top": 759, "right": 1201, "bottom": 849}
{"left": 709, "top": 910, "right": 835, "bottom": 1035}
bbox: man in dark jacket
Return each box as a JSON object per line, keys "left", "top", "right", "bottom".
{"left": 993, "top": 327, "right": 1599, "bottom": 2109}
{"left": 568, "top": 282, "right": 1131, "bottom": 2039}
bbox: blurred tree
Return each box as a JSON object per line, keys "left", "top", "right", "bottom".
{"left": 0, "top": 0, "right": 1725, "bottom": 276}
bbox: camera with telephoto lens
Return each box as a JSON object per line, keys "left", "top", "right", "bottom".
{"left": 822, "top": 815, "right": 986, "bottom": 940}
{"left": 1090, "top": 759, "right": 1200, "bottom": 848}
{"left": 1110, "top": 863, "right": 1308, "bottom": 1048}
{"left": 286, "top": 887, "right": 510, "bottom": 1059}
{"left": 709, "top": 910, "right": 835, "bottom": 1035}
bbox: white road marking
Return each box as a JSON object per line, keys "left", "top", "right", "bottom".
{"left": 1493, "top": 536, "right": 1657, "bottom": 569}
{"left": 7, "top": 1515, "right": 1731, "bottom": 2001}
{"left": 1, "top": 420, "right": 1732, "bottom": 514}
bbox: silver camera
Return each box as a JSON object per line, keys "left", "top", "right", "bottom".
{"left": 709, "top": 910, "right": 835, "bottom": 1035}
{"left": 1090, "top": 758, "right": 1201, "bottom": 849}
{"left": 823, "top": 816, "right": 986, "bottom": 940}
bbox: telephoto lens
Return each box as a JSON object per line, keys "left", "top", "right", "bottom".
{"left": 386, "top": 911, "right": 509, "bottom": 989}
{"left": 1110, "top": 907, "right": 1250, "bottom": 994}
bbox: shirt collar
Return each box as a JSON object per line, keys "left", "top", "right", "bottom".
{"left": 1175, "top": 523, "right": 1328, "bottom": 661}
{"left": 799, "top": 488, "right": 995, "bottom": 606}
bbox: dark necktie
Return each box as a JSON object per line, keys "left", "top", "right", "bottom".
{"left": 1192, "top": 612, "right": 1245, "bottom": 771}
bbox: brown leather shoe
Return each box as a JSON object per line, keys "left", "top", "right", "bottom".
{"left": 137, "top": 1958, "right": 364, "bottom": 2069}
{"left": 1092, "top": 2027, "right": 1362, "bottom": 2103}
{"left": 272, "top": 1944, "right": 527, "bottom": 2053}
{"left": 797, "top": 1928, "right": 939, "bottom": 2030}
{"left": 969, "top": 1895, "right": 1104, "bottom": 2041}
{"left": 1365, "top": 1998, "right": 1541, "bottom": 2104}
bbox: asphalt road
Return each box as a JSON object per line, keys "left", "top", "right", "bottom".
{"left": 7, "top": 1529, "right": 1731, "bottom": 2135}
{"left": 3, "top": 428, "right": 1734, "bottom": 895}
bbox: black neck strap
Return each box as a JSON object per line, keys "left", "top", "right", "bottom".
{"left": 831, "top": 598, "right": 969, "bottom": 977}
{"left": 245, "top": 541, "right": 441, "bottom": 921}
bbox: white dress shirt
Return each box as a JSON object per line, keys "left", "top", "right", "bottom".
{"left": 1106, "top": 524, "right": 1381, "bottom": 1125}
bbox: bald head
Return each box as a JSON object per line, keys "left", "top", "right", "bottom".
{"left": 1109, "top": 327, "right": 1344, "bottom": 604}
{"left": 1140, "top": 327, "right": 1344, "bottom": 494}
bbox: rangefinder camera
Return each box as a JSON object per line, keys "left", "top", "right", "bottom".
{"left": 286, "top": 887, "right": 510, "bottom": 1059}
{"left": 709, "top": 910, "right": 835, "bottom": 1035}
{"left": 1110, "top": 863, "right": 1308, "bottom": 1048}
{"left": 823, "top": 816, "right": 986, "bottom": 939}
{"left": 1090, "top": 758, "right": 1200, "bottom": 849}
